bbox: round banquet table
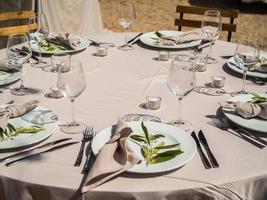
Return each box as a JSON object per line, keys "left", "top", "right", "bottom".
{"left": 0, "top": 33, "right": 266, "bottom": 200}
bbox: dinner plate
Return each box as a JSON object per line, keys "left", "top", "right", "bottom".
{"left": 29, "top": 32, "right": 90, "bottom": 54}
{"left": 222, "top": 94, "right": 267, "bottom": 133}
{"left": 0, "top": 106, "right": 58, "bottom": 149}
{"left": 139, "top": 30, "right": 201, "bottom": 49}
{"left": 0, "top": 70, "right": 21, "bottom": 86}
{"left": 91, "top": 121, "right": 196, "bottom": 174}
{"left": 226, "top": 52, "right": 267, "bottom": 79}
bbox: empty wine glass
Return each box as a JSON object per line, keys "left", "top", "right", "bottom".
{"left": 117, "top": 1, "right": 136, "bottom": 51}
{"left": 28, "top": 13, "right": 49, "bottom": 68}
{"left": 58, "top": 60, "right": 86, "bottom": 133}
{"left": 6, "top": 33, "right": 33, "bottom": 96}
{"left": 167, "top": 55, "right": 195, "bottom": 131}
{"left": 234, "top": 33, "right": 259, "bottom": 94}
{"left": 201, "top": 10, "right": 222, "bottom": 64}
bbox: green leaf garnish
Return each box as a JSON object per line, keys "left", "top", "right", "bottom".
{"left": 141, "top": 122, "right": 150, "bottom": 146}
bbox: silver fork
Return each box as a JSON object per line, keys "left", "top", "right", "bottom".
{"left": 82, "top": 128, "right": 97, "bottom": 174}
{"left": 209, "top": 117, "right": 266, "bottom": 148}
{"left": 74, "top": 127, "right": 94, "bottom": 166}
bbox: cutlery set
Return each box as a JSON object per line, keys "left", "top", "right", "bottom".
{"left": 210, "top": 117, "right": 267, "bottom": 149}
{"left": 74, "top": 126, "right": 96, "bottom": 174}
{"left": 0, "top": 138, "right": 77, "bottom": 167}
{"left": 191, "top": 130, "right": 219, "bottom": 169}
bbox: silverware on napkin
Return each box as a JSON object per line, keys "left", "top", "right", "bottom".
{"left": 198, "top": 130, "right": 219, "bottom": 168}
{"left": 5, "top": 141, "right": 78, "bottom": 167}
{"left": 191, "top": 131, "right": 212, "bottom": 169}
{"left": 0, "top": 138, "right": 72, "bottom": 163}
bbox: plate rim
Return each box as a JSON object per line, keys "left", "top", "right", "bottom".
{"left": 139, "top": 30, "right": 201, "bottom": 49}
{"left": 226, "top": 53, "right": 267, "bottom": 79}
{"left": 222, "top": 93, "right": 267, "bottom": 133}
{"left": 0, "top": 106, "right": 58, "bottom": 150}
{"left": 91, "top": 121, "right": 196, "bottom": 174}
{"left": 0, "top": 70, "right": 21, "bottom": 86}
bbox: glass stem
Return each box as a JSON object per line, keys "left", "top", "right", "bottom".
{"left": 242, "top": 69, "right": 247, "bottom": 93}
{"left": 209, "top": 42, "right": 212, "bottom": 59}
{"left": 177, "top": 97, "right": 183, "bottom": 124}
{"left": 70, "top": 98, "right": 77, "bottom": 125}
{"left": 124, "top": 28, "right": 128, "bottom": 45}
{"left": 19, "top": 64, "right": 24, "bottom": 89}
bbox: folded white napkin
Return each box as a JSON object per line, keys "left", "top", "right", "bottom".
{"left": 254, "top": 58, "right": 267, "bottom": 73}
{"left": 159, "top": 29, "right": 206, "bottom": 46}
{"left": 82, "top": 118, "right": 140, "bottom": 193}
{"left": 0, "top": 100, "right": 39, "bottom": 131}
{"left": 47, "top": 33, "right": 81, "bottom": 50}
{"left": 220, "top": 101, "right": 267, "bottom": 120}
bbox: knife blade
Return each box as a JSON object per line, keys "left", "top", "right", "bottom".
{"left": 191, "top": 131, "right": 212, "bottom": 169}
{"left": 81, "top": 141, "right": 95, "bottom": 174}
{"left": 198, "top": 130, "right": 219, "bottom": 168}
{"left": 5, "top": 141, "right": 78, "bottom": 167}
{"left": 127, "top": 33, "right": 143, "bottom": 44}
{"left": 0, "top": 138, "right": 72, "bottom": 163}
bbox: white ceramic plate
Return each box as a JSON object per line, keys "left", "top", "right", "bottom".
{"left": 222, "top": 94, "right": 267, "bottom": 133}
{"left": 30, "top": 32, "right": 90, "bottom": 54}
{"left": 226, "top": 53, "right": 267, "bottom": 79}
{"left": 139, "top": 30, "right": 201, "bottom": 49}
{"left": 91, "top": 121, "right": 196, "bottom": 174}
{"left": 0, "top": 70, "right": 21, "bottom": 86}
{"left": 0, "top": 106, "right": 58, "bottom": 149}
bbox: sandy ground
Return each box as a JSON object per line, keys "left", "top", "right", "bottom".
{"left": 100, "top": 0, "right": 267, "bottom": 50}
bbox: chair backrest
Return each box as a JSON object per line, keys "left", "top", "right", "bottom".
{"left": 0, "top": 10, "right": 37, "bottom": 36}
{"left": 175, "top": 5, "right": 239, "bottom": 42}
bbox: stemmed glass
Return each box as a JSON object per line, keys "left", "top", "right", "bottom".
{"left": 6, "top": 33, "right": 33, "bottom": 96}
{"left": 234, "top": 33, "right": 259, "bottom": 94}
{"left": 117, "top": 1, "right": 136, "bottom": 51}
{"left": 58, "top": 60, "right": 87, "bottom": 133}
{"left": 167, "top": 56, "right": 195, "bottom": 131}
{"left": 28, "top": 13, "right": 49, "bottom": 68}
{"left": 201, "top": 10, "right": 222, "bottom": 64}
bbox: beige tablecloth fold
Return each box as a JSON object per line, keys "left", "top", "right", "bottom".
{"left": 174, "top": 29, "right": 206, "bottom": 44}
{"left": 0, "top": 100, "right": 39, "bottom": 131}
{"left": 236, "top": 101, "right": 267, "bottom": 119}
{"left": 82, "top": 119, "right": 140, "bottom": 193}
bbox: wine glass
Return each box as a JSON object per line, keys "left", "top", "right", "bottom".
{"left": 117, "top": 1, "right": 136, "bottom": 51}
{"left": 6, "top": 33, "right": 33, "bottom": 96}
{"left": 167, "top": 55, "right": 195, "bottom": 131}
{"left": 58, "top": 60, "right": 87, "bottom": 134}
{"left": 234, "top": 33, "right": 259, "bottom": 94}
{"left": 28, "top": 13, "right": 49, "bottom": 68}
{"left": 201, "top": 10, "right": 222, "bottom": 64}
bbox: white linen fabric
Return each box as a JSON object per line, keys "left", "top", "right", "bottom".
{"left": 39, "top": 0, "right": 104, "bottom": 36}
{"left": 0, "top": 33, "right": 266, "bottom": 200}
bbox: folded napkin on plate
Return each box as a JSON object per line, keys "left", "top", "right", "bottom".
{"left": 254, "top": 58, "right": 267, "bottom": 73}
{"left": 235, "top": 101, "right": 267, "bottom": 119}
{"left": 82, "top": 118, "right": 140, "bottom": 193}
{"left": 46, "top": 33, "right": 81, "bottom": 50}
{"left": 0, "top": 100, "right": 39, "bottom": 131}
{"left": 220, "top": 100, "right": 267, "bottom": 120}
{"left": 159, "top": 29, "right": 206, "bottom": 46}
{"left": 0, "top": 59, "right": 17, "bottom": 72}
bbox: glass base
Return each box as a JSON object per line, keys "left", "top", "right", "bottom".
{"left": 10, "top": 86, "right": 42, "bottom": 96}
{"left": 117, "top": 44, "right": 134, "bottom": 51}
{"left": 60, "top": 121, "right": 87, "bottom": 134}
{"left": 42, "top": 65, "right": 57, "bottom": 73}
{"left": 168, "top": 120, "right": 193, "bottom": 132}
{"left": 207, "top": 56, "right": 218, "bottom": 64}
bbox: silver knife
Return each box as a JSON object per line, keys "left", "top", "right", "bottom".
{"left": 5, "top": 141, "right": 78, "bottom": 167}
{"left": 0, "top": 138, "right": 72, "bottom": 163}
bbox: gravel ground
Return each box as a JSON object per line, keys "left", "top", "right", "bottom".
{"left": 100, "top": 0, "right": 267, "bottom": 50}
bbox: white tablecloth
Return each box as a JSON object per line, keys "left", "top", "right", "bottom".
{"left": 0, "top": 33, "right": 266, "bottom": 200}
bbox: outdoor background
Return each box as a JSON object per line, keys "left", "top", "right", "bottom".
{"left": 100, "top": 0, "right": 267, "bottom": 50}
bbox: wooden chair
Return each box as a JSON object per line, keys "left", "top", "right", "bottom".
{"left": 175, "top": 5, "right": 239, "bottom": 42}
{"left": 0, "top": 10, "right": 37, "bottom": 36}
